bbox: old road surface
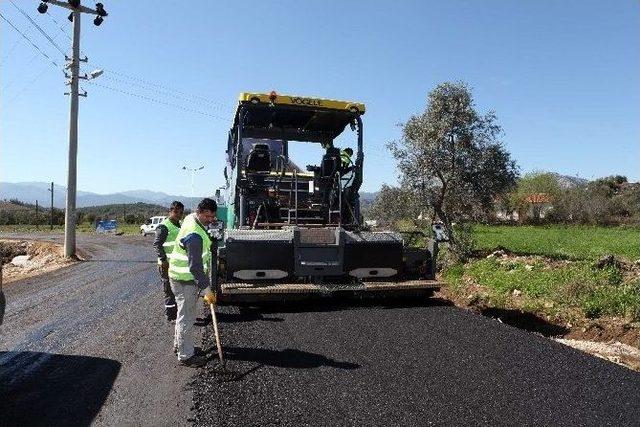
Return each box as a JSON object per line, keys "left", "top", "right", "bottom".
{"left": 1, "top": 234, "right": 640, "bottom": 426}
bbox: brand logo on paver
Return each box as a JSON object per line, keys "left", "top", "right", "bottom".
{"left": 290, "top": 97, "right": 322, "bottom": 106}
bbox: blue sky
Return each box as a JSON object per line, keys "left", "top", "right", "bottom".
{"left": 2, "top": 0, "right": 638, "bottom": 197}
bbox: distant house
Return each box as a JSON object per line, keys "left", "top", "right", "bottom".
{"left": 523, "top": 193, "right": 553, "bottom": 220}
{"left": 495, "top": 192, "right": 554, "bottom": 222}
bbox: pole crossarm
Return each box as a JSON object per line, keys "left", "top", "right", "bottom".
{"left": 45, "top": 0, "right": 100, "bottom": 15}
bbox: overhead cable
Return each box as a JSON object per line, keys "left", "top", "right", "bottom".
{"left": 84, "top": 80, "right": 227, "bottom": 120}
{"left": 9, "top": 0, "right": 67, "bottom": 57}
{"left": 46, "top": 10, "right": 88, "bottom": 58}
{"left": 0, "top": 11, "right": 62, "bottom": 69}
{"left": 99, "top": 74, "right": 233, "bottom": 113}
{"left": 0, "top": 37, "right": 23, "bottom": 66}
{"left": 102, "top": 69, "right": 234, "bottom": 111}
{"left": 46, "top": 11, "right": 72, "bottom": 42}
{"left": 5, "top": 66, "right": 50, "bottom": 105}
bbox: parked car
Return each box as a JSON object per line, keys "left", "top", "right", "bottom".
{"left": 140, "top": 216, "right": 166, "bottom": 236}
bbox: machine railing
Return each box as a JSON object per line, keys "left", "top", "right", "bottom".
{"left": 328, "top": 171, "right": 342, "bottom": 225}
{"left": 287, "top": 169, "right": 299, "bottom": 225}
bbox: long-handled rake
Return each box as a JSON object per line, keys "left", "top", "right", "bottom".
{"left": 208, "top": 303, "right": 242, "bottom": 382}
{"left": 209, "top": 303, "right": 224, "bottom": 367}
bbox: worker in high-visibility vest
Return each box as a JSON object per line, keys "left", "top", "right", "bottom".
{"left": 153, "top": 201, "right": 185, "bottom": 322}
{"left": 338, "top": 147, "right": 361, "bottom": 223}
{"left": 168, "top": 198, "right": 218, "bottom": 367}
{"left": 340, "top": 147, "right": 354, "bottom": 172}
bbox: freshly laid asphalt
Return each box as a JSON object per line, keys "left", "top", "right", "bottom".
{"left": 194, "top": 301, "right": 640, "bottom": 426}
{"left": 1, "top": 233, "right": 639, "bottom": 426}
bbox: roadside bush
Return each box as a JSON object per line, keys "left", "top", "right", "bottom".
{"left": 581, "top": 281, "right": 640, "bottom": 320}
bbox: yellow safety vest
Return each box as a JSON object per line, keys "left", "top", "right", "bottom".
{"left": 158, "top": 218, "right": 181, "bottom": 265}
{"left": 168, "top": 213, "right": 212, "bottom": 281}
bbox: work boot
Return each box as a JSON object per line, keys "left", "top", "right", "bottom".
{"left": 179, "top": 354, "right": 207, "bottom": 368}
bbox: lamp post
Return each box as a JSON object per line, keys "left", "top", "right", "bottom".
{"left": 182, "top": 165, "right": 205, "bottom": 207}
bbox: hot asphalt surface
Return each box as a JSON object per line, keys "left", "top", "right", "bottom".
{"left": 195, "top": 301, "right": 640, "bottom": 426}
{"left": 1, "top": 233, "right": 639, "bottom": 426}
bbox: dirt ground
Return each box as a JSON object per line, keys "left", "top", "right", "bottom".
{"left": 0, "top": 239, "right": 75, "bottom": 285}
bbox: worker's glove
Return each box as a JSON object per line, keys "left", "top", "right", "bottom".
{"left": 202, "top": 287, "right": 217, "bottom": 306}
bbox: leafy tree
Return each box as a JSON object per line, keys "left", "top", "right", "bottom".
{"left": 367, "top": 184, "right": 424, "bottom": 227}
{"left": 124, "top": 214, "right": 138, "bottom": 224}
{"left": 388, "top": 82, "right": 518, "bottom": 248}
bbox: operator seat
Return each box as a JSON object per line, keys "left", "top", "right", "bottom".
{"left": 246, "top": 143, "right": 271, "bottom": 173}
{"left": 315, "top": 147, "right": 342, "bottom": 213}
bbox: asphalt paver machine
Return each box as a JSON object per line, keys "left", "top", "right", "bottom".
{"left": 215, "top": 92, "right": 442, "bottom": 303}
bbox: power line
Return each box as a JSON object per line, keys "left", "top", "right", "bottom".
{"left": 46, "top": 11, "right": 72, "bottom": 42}
{"left": 101, "top": 68, "right": 234, "bottom": 111}
{"left": 5, "top": 65, "right": 50, "bottom": 105}
{"left": 0, "top": 37, "right": 23, "bottom": 66}
{"left": 2, "top": 50, "right": 41, "bottom": 91}
{"left": 84, "top": 80, "right": 228, "bottom": 120}
{"left": 34, "top": 17, "right": 233, "bottom": 114}
{"left": 9, "top": 0, "right": 67, "bottom": 57}
{"left": 98, "top": 73, "right": 233, "bottom": 113}
{"left": 0, "top": 11, "right": 62, "bottom": 69}
{"left": 46, "top": 10, "right": 88, "bottom": 58}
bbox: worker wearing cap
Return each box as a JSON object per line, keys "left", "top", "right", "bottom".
{"left": 153, "top": 201, "right": 184, "bottom": 322}
{"left": 168, "top": 198, "right": 218, "bottom": 367}
{"left": 340, "top": 147, "right": 354, "bottom": 172}
{"left": 339, "top": 147, "right": 361, "bottom": 223}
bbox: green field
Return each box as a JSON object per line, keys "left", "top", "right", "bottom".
{"left": 445, "top": 225, "right": 640, "bottom": 322}
{"left": 0, "top": 223, "right": 142, "bottom": 235}
{"left": 473, "top": 224, "right": 640, "bottom": 261}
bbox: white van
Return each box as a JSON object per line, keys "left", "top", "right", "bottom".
{"left": 140, "top": 216, "right": 166, "bottom": 236}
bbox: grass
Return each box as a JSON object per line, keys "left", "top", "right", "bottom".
{"left": 473, "top": 224, "right": 640, "bottom": 261}
{"left": 0, "top": 223, "right": 142, "bottom": 235}
{"left": 443, "top": 224, "right": 640, "bottom": 322}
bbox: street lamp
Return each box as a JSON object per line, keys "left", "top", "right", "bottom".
{"left": 87, "top": 69, "right": 103, "bottom": 79}
{"left": 182, "top": 165, "right": 205, "bottom": 201}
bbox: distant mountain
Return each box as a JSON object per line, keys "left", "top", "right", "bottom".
{"left": 359, "top": 191, "right": 379, "bottom": 203}
{"left": 119, "top": 190, "right": 174, "bottom": 202}
{"left": 550, "top": 173, "right": 589, "bottom": 189}
{"left": 0, "top": 175, "right": 595, "bottom": 211}
{"left": 0, "top": 182, "right": 203, "bottom": 208}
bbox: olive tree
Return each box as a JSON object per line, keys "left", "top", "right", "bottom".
{"left": 389, "top": 82, "right": 518, "bottom": 248}
{"left": 367, "top": 184, "right": 424, "bottom": 227}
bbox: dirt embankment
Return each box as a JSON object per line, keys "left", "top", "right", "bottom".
{"left": 0, "top": 239, "right": 74, "bottom": 284}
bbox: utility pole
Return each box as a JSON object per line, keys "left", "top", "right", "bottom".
{"left": 35, "top": 200, "right": 39, "bottom": 229}
{"left": 37, "top": 1, "right": 108, "bottom": 257}
{"left": 48, "top": 182, "right": 54, "bottom": 231}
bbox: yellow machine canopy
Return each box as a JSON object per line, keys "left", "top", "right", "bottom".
{"left": 233, "top": 92, "right": 366, "bottom": 143}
